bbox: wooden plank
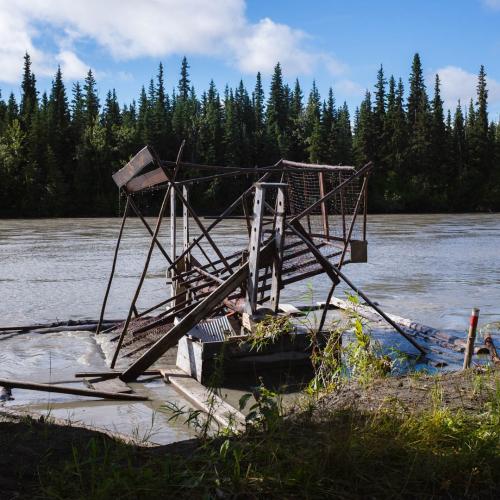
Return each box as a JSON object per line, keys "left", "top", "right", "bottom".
{"left": 0, "top": 378, "right": 148, "bottom": 401}
{"left": 270, "top": 186, "right": 286, "bottom": 312}
{"left": 278, "top": 303, "right": 302, "bottom": 315}
{"left": 74, "top": 370, "right": 160, "bottom": 378}
{"left": 161, "top": 367, "right": 245, "bottom": 431}
{"left": 112, "top": 146, "right": 154, "bottom": 188}
{"left": 245, "top": 185, "right": 265, "bottom": 314}
{"left": 91, "top": 378, "right": 132, "bottom": 394}
{"left": 281, "top": 160, "right": 355, "bottom": 171}
{"left": 125, "top": 167, "right": 167, "bottom": 192}
{"left": 170, "top": 186, "right": 177, "bottom": 299}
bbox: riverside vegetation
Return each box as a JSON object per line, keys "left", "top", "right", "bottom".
{"left": 2, "top": 302, "right": 500, "bottom": 498}
{"left": 0, "top": 53, "right": 499, "bottom": 217}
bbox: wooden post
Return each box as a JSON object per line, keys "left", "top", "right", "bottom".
{"left": 463, "top": 308, "right": 480, "bottom": 370}
{"left": 363, "top": 174, "right": 368, "bottom": 241}
{"left": 183, "top": 185, "right": 190, "bottom": 255}
{"left": 178, "top": 184, "right": 190, "bottom": 307}
{"left": 270, "top": 185, "right": 286, "bottom": 313}
{"left": 167, "top": 172, "right": 272, "bottom": 274}
{"left": 319, "top": 172, "right": 330, "bottom": 240}
{"left": 245, "top": 184, "right": 266, "bottom": 314}
{"left": 170, "top": 184, "right": 177, "bottom": 300}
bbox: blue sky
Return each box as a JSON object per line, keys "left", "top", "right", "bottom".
{"left": 1, "top": 0, "right": 499, "bottom": 119}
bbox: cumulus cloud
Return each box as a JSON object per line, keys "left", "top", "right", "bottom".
{"left": 483, "top": 0, "right": 500, "bottom": 9}
{"left": 435, "top": 65, "right": 500, "bottom": 113}
{"left": 0, "top": 0, "right": 347, "bottom": 83}
{"left": 55, "top": 50, "right": 89, "bottom": 79}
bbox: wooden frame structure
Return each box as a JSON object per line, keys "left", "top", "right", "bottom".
{"left": 96, "top": 144, "right": 424, "bottom": 382}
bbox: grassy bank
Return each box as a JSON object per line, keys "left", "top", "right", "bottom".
{"left": 2, "top": 368, "right": 500, "bottom": 499}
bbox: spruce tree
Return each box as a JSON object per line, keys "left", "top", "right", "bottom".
{"left": 266, "top": 63, "right": 289, "bottom": 158}
{"left": 45, "top": 66, "right": 71, "bottom": 213}
{"left": 20, "top": 53, "right": 38, "bottom": 130}
{"left": 304, "top": 81, "right": 321, "bottom": 162}
{"left": 406, "top": 53, "right": 432, "bottom": 210}
{"left": 6, "top": 93, "right": 18, "bottom": 124}
{"left": 430, "top": 74, "right": 447, "bottom": 208}
{"left": 252, "top": 72, "right": 267, "bottom": 164}
{"left": 83, "top": 69, "right": 99, "bottom": 127}
{"left": 0, "top": 91, "right": 6, "bottom": 135}
{"left": 320, "top": 88, "right": 336, "bottom": 163}
{"left": 336, "top": 102, "right": 353, "bottom": 165}
{"left": 407, "top": 53, "right": 426, "bottom": 131}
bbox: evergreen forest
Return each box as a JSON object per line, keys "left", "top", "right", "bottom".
{"left": 0, "top": 52, "right": 499, "bottom": 217}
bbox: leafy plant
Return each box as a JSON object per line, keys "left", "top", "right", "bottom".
{"left": 249, "top": 314, "right": 294, "bottom": 352}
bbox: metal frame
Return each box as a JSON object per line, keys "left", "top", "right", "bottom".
{"left": 96, "top": 144, "right": 424, "bottom": 379}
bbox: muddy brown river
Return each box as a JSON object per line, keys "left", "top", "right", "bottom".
{"left": 1, "top": 214, "right": 499, "bottom": 442}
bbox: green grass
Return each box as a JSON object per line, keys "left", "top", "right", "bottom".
{"left": 31, "top": 375, "right": 500, "bottom": 499}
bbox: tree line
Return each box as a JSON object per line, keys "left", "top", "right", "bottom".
{"left": 0, "top": 52, "right": 499, "bottom": 217}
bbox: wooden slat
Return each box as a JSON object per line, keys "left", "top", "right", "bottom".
{"left": 125, "top": 167, "right": 168, "bottom": 192}
{"left": 161, "top": 367, "right": 245, "bottom": 431}
{"left": 0, "top": 378, "right": 148, "bottom": 401}
{"left": 112, "top": 146, "right": 154, "bottom": 188}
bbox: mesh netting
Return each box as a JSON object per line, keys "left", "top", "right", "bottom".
{"left": 281, "top": 167, "right": 363, "bottom": 280}
{"left": 285, "top": 168, "right": 361, "bottom": 239}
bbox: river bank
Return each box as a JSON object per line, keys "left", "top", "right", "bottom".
{"left": 2, "top": 367, "right": 500, "bottom": 499}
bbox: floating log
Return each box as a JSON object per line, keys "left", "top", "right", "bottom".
{"left": 328, "top": 296, "right": 470, "bottom": 353}
{"left": 0, "top": 378, "right": 148, "bottom": 401}
{"left": 0, "top": 320, "right": 121, "bottom": 335}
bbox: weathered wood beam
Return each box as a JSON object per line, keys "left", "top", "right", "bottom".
{"left": 0, "top": 378, "right": 148, "bottom": 401}
{"left": 112, "top": 146, "right": 154, "bottom": 188}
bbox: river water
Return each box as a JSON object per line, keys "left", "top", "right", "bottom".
{"left": 0, "top": 214, "right": 499, "bottom": 441}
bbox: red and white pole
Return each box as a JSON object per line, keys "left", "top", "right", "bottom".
{"left": 463, "top": 307, "right": 480, "bottom": 370}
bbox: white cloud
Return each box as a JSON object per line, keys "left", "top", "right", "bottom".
{"left": 55, "top": 50, "right": 89, "bottom": 79}
{"left": 483, "top": 0, "right": 500, "bottom": 10}
{"left": 230, "top": 17, "right": 346, "bottom": 77}
{"left": 0, "top": 0, "right": 347, "bottom": 83}
{"left": 232, "top": 17, "right": 312, "bottom": 75}
{"left": 434, "top": 65, "right": 500, "bottom": 113}
{"left": 335, "top": 79, "right": 366, "bottom": 97}
{"left": 0, "top": 6, "right": 45, "bottom": 82}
